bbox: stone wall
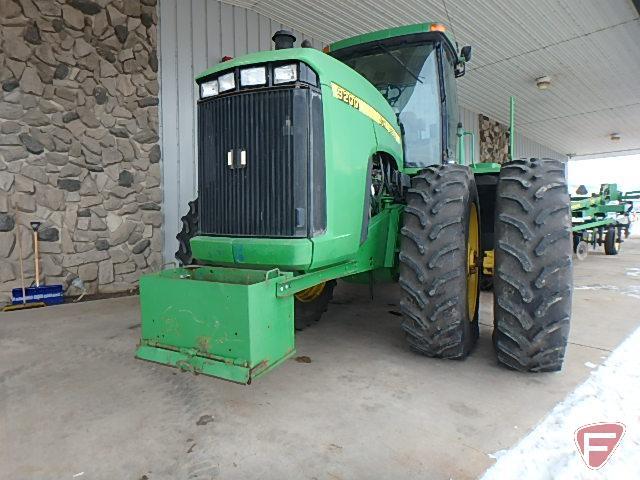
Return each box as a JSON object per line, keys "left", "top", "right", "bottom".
{"left": 478, "top": 114, "right": 510, "bottom": 164}
{"left": 0, "top": 0, "right": 161, "bottom": 305}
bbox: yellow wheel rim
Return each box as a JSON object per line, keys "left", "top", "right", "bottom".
{"left": 467, "top": 203, "right": 480, "bottom": 320}
{"left": 295, "top": 282, "right": 326, "bottom": 302}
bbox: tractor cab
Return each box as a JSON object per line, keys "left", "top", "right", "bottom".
{"left": 328, "top": 23, "right": 471, "bottom": 167}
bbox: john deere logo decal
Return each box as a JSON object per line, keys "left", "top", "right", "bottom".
{"left": 331, "top": 83, "right": 401, "bottom": 145}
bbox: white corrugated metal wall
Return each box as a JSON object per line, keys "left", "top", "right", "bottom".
{"left": 459, "top": 106, "right": 479, "bottom": 164}
{"left": 158, "top": 0, "right": 566, "bottom": 261}
{"left": 458, "top": 107, "right": 565, "bottom": 165}
{"left": 225, "top": 0, "right": 640, "bottom": 157}
{"left": 514, "top": 130, "right": 566, "bottom": 161}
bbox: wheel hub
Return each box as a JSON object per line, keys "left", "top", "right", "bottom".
{"left": 467, "top": 203, "right": 480, "bottom": 320}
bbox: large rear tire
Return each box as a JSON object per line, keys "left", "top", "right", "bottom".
{"left": 480, "top": 273, "right": 493, "bottom": 291}
{"left": 494, "top": 158, "right": 572, "bottom": 372}
{"left": 399, "top": 164, "right": 480, "bottom": 359}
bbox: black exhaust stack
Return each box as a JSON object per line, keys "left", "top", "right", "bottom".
{"left": 272, "top": 30, "right": 296, "bottom": 50}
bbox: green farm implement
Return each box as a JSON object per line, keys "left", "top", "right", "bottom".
{"left": 137, "top": 23, "right": 573, "bottom": 383}
{"left": 571, "top": 184, "right": 636, "bottom": 259}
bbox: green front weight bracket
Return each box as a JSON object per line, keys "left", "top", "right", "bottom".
{"left": 136, "top": 266, "right": 295, "bottom": 384}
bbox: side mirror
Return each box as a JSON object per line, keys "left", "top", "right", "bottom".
{"left": 461, "top": 45, "right": 472, "bottom": 62}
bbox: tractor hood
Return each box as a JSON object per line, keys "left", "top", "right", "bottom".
{"left": 191, "top": 47, "right": 404, "bottom": 273}
{"left": 195, "top": 48, "right": 402, "bottom": 155}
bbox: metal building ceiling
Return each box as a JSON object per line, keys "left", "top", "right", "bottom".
{"left": 223, "top": 0, "right": 640, "bottom": 157}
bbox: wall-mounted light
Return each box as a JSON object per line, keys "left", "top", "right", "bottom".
{"left": 536, "top": 76, "right": 552, "bottom": 90}
{"left": 610, "top": 133, "right": 621, "bottom": 142}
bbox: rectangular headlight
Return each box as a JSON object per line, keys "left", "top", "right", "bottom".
{"left": 274, "top": 64, "right": 297, "bottom": 84}
{"left": 218, "top": 72, "right": 236, "bottom": 92}
{"left": 240, "top": 66, "right": 266, "bottom": 87}
{"left": 200, "top": 79, "right": 218, "bottom": 98}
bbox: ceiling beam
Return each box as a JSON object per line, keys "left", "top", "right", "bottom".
{"left": 571, "top": 147, "right": 640, "bottom": 160}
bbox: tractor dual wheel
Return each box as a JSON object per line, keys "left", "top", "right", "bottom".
{"left": 294, "top": 280, "right": 336, "bottom": 330}
{"left": 480, "top": 273, "right": 494, "bottom": 291}
{"left": 399, "top": 164, "right": 480, "bottom": 359}
{"left": 175, "top": 198, "right": 199, "bottom": 266}
{"left": 494, "top": 158, "right": 573, "bottom": 372}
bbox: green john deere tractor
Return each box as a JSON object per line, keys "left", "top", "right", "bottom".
{"left": 136, "top": 23, "right": 573, "bottom": 383}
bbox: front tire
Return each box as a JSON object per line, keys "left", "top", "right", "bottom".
{"left": 493, "top": 158, "right": 572, "bottom": 372}
{"left": 294, "top": 281, "right": 336, "bottom": 330}
{"left": 175, "top": 199, "right": 199, "bottom": 266}
{"left": 399, "top": 164, "right": 480, "bottom": 359}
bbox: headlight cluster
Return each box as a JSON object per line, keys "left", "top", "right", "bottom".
{"left": 199, "top": 71, "right": 236, "bottom": 98}
{"left": 273, "top": 64, "right": 297, "bottom": 84}
{"left": 240, "top": 67, "right": 267, "bottom": 87}
{"left": 200, "top": 80, "right": 218, "bottom": 97}
{"left": 199, "top": 62, "right": 313, "bottom": 100}
{"left": 218, "top": 72, "right": 236, "bottom": 92}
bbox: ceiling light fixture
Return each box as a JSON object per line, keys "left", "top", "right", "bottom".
{"left": 536, "top": 76, "right": 552, "bottom": 90}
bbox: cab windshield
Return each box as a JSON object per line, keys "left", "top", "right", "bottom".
{"left": 332, "top": 41, "right": 442, "bottom": 167}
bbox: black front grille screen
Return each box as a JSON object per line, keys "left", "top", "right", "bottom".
{"left": 197, "top": 87, "right": 324, "bottom": 238}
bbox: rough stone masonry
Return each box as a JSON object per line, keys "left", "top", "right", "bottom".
{"left": 0, "top": 0, "right": 161, "bottom": 305}
{"left": 478, "top": 114, "right": 510, "bottom": 164}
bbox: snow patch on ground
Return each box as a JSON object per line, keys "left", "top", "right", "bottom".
{"left": 487, "top": 450, "right": 508, "bottom": 460}
{"left": 574, "top": 285, "right": 618, "bottom": 291}
{"left": 481, "top": 327, "right": 640, "bottom": 480}
{"left": 620, "top": 285, "right": 640, "bottom": 300}
{"left": 625, "top": 267, "right": 640, "bottom": 277}
{"left": 575, "top": 284, "right": 640, "bottom": 300}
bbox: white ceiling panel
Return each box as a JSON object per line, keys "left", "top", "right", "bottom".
{"left": 221, "top": 0, "right": 640, "bottom": 156}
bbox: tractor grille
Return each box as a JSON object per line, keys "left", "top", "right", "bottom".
{"left": 197, "top": 86, "right": 325, "bottom": 237}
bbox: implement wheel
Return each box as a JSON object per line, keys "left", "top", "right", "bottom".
{"left": 575, "top": 241, "right": 589, "bottom": 261}
{"left": 572, "top": 233, "right": 581, "bottom": 253}
{"left": 399, "top": 164, "right": 480, "bottom": 359}
{"left": 294, "top": 280, "right": 336, "bottom": 330}
{"left": 494, "top": 158, "right": 572, "bottom": 372}
{"left": 604, "top": 226, "right": 619, "bottom": 255}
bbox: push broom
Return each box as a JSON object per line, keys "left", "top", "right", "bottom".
{"left": 3, "top": 221, "right": 63, "bottom": 311}
{"left": 3, "top": 222, "right": 45, "bottom": 311}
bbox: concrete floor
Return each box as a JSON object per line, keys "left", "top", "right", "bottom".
{"left": 2, "top": 239, "right": 640, "bottom": 480}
